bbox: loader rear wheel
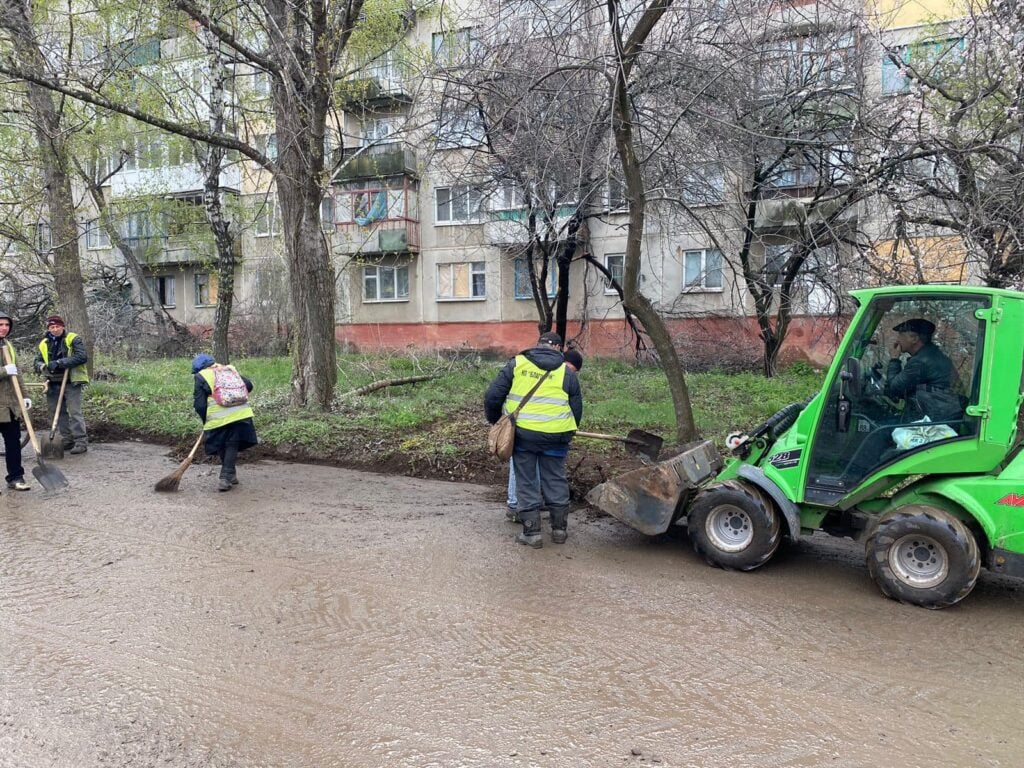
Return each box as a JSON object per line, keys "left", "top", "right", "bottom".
{"left": 866, "top": 505, "right": 980, "bottom": 609}
{"left": 687, "top": 480, "right": 781, "bottom": 571}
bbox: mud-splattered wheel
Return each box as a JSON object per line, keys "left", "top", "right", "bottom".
{"left": 687, "top": 480, "right": 782, "bottom": 571}
{"left": 866, "top": 505, "right": 980, "bottom": 609}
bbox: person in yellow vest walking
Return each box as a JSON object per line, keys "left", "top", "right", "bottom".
{"left": 33, "top": 315, "right": 89, "bottom": 454}
{"left": 192, "top": 354, "right": 258, "bottom": 492}
{"left": 0, "top": 311, "right": 32, "bottom": 491}
{"left": 485, "top": 331, "right": 583, "bottom": 548}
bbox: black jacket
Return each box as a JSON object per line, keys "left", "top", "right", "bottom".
{"left": 886, "top": 342, "right": 963, "bottom": 421}
{"left": 34, "top": 331, "right": 88, "bottom": 383}
{"left": 484, "top": 345, "right": 583, "bottom": 448}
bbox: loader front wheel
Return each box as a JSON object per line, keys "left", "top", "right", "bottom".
{"left": 687, "top": 481, "right": 782, "bottom": 571}
{"left": 866, "top": 505, "right": 980, "bottom": 609}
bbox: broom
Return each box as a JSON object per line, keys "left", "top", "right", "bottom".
{"left": 154, "top": 431, "right": 204, "bottom": 492}
{"left": 41, "top": 368, "right": 69, "bottom": 459}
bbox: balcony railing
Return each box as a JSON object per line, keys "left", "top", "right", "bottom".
{"left": 334, "top": 218, "right": 420, "bottom": 255}
{"left": 334, "top": 143, "right": 419, "bottom": 181}
{"left": 342, "top": 68, "right": 411, "bottom": 106}
{"left": 120, "top": 235, "right": 241, "bottom": 267}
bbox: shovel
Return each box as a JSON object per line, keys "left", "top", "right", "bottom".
{"left": 3, "top": 346, "right": 68, "bottom": 492}
{"left": 41, "top": 368, "right": 69, "bottom": 459}
{"left": 575, "top": 428, "right": 664, "bottom": 461}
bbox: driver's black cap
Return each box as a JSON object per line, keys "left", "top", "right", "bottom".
{"left": 893, "top": 318, "right": 935, "bottom": 337}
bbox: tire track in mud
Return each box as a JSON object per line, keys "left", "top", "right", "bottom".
{"left": 1, "top": 443, "right": 1022, "bottom": 767}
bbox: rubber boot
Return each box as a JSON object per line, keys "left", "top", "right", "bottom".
{"left": 505, "top": 506, "right": 520, "bottom": 524}
{"left": 515, "top": 512, "right": 542, "bottom": 548}
{"left": 550, "top": 507, "right": 568, "bottom": 544}
{"left": 217, "top": 476, "right": 232, "bottom": 492}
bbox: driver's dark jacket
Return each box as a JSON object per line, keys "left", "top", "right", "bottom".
{"left": 885, "top": 342, "right": 962, "bottom": 421}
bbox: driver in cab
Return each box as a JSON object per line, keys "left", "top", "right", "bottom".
{"left": 883, "top": 318, "right": 962, "bottom": 422}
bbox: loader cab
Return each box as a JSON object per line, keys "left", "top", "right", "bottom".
{"left": 805, "top": 291, "right": 988, "bottom": 504}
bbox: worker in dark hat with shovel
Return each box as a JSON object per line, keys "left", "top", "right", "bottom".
{"left": 34, "top": 314, "right": 89, "bottom": 454}
{"left": 485, "top": 331, "right": 583, "bottom": 548}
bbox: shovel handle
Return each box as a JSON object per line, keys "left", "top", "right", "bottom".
{"left": 3, "top": 345, "right": 41, "bottom": 455}
{"left": 576, "top": 430, "right": 628, "bottom": 443}
{"left": 49, "top": 368, "right": 69, "bottom": 436}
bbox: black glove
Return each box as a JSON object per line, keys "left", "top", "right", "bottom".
{"left": 34, "top": 361, "right": 44, "bottom": 374}
{"left": 47, "top": 360, "right": 61, "bottom": 372}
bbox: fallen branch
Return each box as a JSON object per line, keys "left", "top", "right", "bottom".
{"left": 340, "top": 374, "right": 437, "bottom": 397}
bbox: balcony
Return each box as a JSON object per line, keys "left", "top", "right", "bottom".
{"left": 121, "top": 236, "right": 241, "bottom": 268}
{"left": 342, "top": 63, "right": 411, "bottom": 106}
{"left": 334, "top": 143, "right": 419, "bottom": 181}
{"left": 334, "top": 218, "right": 420, "bottom": 256}
{"left": 754, "top": 196, "right": 859, "bottom": 232}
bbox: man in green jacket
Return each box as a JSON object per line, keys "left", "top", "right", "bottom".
{"left": 34, "top": 315, "right": 89, "bottom": 454}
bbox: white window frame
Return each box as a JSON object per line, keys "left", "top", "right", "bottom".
{"left": 436, "top": 106, "right": 486, "bottom": 149}
{"left": 194, "top": 272, "right": 217, "bottom": 307}
{"left": 436, "top": 261, "right": 486, "bottom": 301}
{"left": 147, "top": 275, "right": 176, "bottom": 308}
{"left": 603, "top": 253, "right": 624, "bottom": 295}
{"left": 513, "top": 257, "right": 557, "bottom": 300}
{"left": 85, "top": 220, "right": 111, "bottom": 250}
{"left": 432, "top": 28, "right": 475, "bottom": 67}
{"left": 363, "top": 264, "right": 410, "bottom": 303}
{"left": 682, "top": 164, "right": 725, "bottom": 206}
{"left": 254, "top": 198, "right": 280, "bottom": 237}
{"left": 435, "top": 185, "right": 483, "bottom": 225}
{"left": 682, "top": 248, "right": 723, "bottom": 292}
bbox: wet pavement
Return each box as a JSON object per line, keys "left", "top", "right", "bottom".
{"left": 1, "top": 442, "right": 1022, "bottom": 768}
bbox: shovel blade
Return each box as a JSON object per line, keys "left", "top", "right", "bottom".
{"left": 32, "top": 461, "right": 68, "bottom": 492}
{"left": 624, "top": 429, "right": 664, "bottom": 461}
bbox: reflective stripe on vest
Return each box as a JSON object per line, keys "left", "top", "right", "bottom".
{"left": 3, "top": 341, "right": 15, "bottom": 364}
{"left": 199, "top": 367, "right": 254, "bottom": 431}
{"left": 503, "top": 355, "right": 576, "bottom": 434}
{"left": 38, "top": 332, "right": 89, "bottom": 383}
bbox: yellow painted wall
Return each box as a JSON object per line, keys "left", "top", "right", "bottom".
{"left": 872, "top": 0, "right": 964, "bottom": 28}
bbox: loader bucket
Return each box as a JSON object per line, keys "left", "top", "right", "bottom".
{"left": 586, "top": 440, "right": 722, "bottom": 535}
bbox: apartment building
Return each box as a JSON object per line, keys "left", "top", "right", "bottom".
{"left": 69, "top": 0, "right": 968, "bottom": 360}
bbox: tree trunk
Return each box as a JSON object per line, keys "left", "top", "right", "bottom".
{"left": 608, "top": 0, "right": 695, "bottom": 443}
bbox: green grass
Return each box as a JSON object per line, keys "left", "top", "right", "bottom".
{"left": 85, "top": 353, "right": 822, "bottom": 459}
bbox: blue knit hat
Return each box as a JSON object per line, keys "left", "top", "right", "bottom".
{"left": 191, "top": 353, "right": 215, "bottom": 374}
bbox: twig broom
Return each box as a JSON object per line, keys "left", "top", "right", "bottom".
{"left": 154, "top": 431, "right": 204, "bottom": 492}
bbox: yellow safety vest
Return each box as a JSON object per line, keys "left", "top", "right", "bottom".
{"left": 3, "top": 341, "right": 15, "bottom": 364}
{"left": 38, "top": 332, "right": 89, "bottom": 383}
{"left": 198, "top": 366, "right": 254, "bottom": 431}
{"left": 504, "top": 355, "right": 577, "bottom": 434}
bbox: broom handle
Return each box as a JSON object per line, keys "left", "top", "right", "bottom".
{"left": 185, "top": 431, "right": 204, "bottom": 461}
{"left": 49, "top": 368, "right": 69, "bottom": 437}
{"left": 3, "top": 345, "right": 41, "bottom": 455}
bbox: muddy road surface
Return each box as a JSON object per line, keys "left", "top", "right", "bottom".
{"left": 1, "top": 443, "right": 1022, "bottom": 768}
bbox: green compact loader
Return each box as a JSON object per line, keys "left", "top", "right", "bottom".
{"left": 587, "top": 285, "right": 1024, "bottom": 608}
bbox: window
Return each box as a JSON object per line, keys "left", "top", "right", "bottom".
{"left": 85, "top": 219, "right": 110, "bottom": 250}
{"left": 194, "top": 272, "right": 218, "bottom": 306}
{"left": 361, "top": 117, "right": 401, "bottom": 146}
{"left": 682, "top": 164, "right": 725, "bottom": 205}
{"left": 436, "top": 105, "right": 486, "bottom": 149}
{"left": 35, "top": 223, "right": 52, "bottom": 253}
{"left": 606, "top": 177, "right": 626, "bottom": 210}
{"left": 255, "top": 133, "right": 278, "bottom": 161}
{"left": 604, "top": 253, "right": 624, "bottom": 294}
{"left": 435, "top": 185, "right": 482, "bottom": 224}
{"left": 320, "top": 195, "right": 336, "bottom": 230}
{"left": 168, "top": 194, "right": 205, "bottom": 237}
{"left": 253, "top": 70, "right": 271, "bottom": 97}
{"left": 147, "top": 275, "right": 175, "bottom": 307}
{"left": 683, "top": 248, "right": 723, "bottom": 290}
{"left": 882, "top": 38, "right": 964, "bottom": 95}
{"left": 432, "top": 28, "right": 475, "bottom": 66}
{"left": 514, "top": 257, "right": 557, "bottom": 299}
{"left": 166, "top": 137, "right": 195, "bottom": 167}
{"left": 763, "top": 244, "right": 791, "bottom": 286}
{"left": 337, "top": 183, "right": 409, "bottom": 223}
{"left": 120, "top": 211, "right": 159, "bottom": 242}
{"left": 767, "top": 145, "right": 852, "bottom": 190}
{"left": 136, "top": 133, "right": 163, "bottom": 170}
{"left": 492, "top": 184, "right": 524, "bottom": 211}
{"left": 437, "top": 261, "right": 486, "bottom": 300}
{"left": 254, "top": 199, "right": 280, "bottom": 236}
{"left": 363, "top": 264, "right": 409, "bottom": 302}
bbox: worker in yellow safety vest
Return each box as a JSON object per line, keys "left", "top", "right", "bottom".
{"left": 484, "top": 331, "right": 583, "bottom": 548}
{"left": 34, "top": 315, "right": 89, "bottom": 454}
{"left": 192, "top": 353, "right": 259, "bottom": 492}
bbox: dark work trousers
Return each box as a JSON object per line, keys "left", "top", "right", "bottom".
{"left": 1, "top": 417, "right": 25, "bottom": 483}
{"left": 512, "top": 446, "right": 570, "bottom": 533}
{"left": 220, "top": 437, "right": 240, "bottom": 481}
{"left": 46, "top": 380, "right": 87, "bottom": 448}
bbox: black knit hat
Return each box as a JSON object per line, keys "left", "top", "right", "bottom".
{"left": 538, "top": 331, "right": 562, "bottom": 347}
